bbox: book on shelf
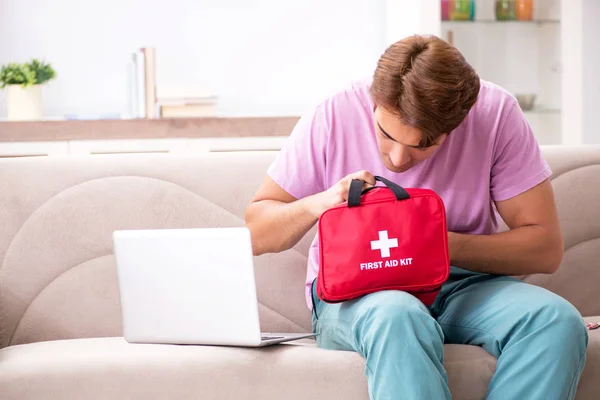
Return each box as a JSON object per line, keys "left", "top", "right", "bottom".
{"left": 127, "top": 51, "right": 219, "bottom": 119}
{"left": 159, "top": 103, "right": 216, "bottom": 118}
{"left": 156, "top": 84, "right": 218, "bottom": 118}
{"left": 127, "top": 47, "right": 157, "bottom": 119}
{"left": 142, "top": 47, "right": 157, "bottom": 118}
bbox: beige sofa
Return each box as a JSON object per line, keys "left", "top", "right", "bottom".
{"left": 0, "top": 145, "right": 599, "bottom": 400}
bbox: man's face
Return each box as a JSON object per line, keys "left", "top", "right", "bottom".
{"left": 373, "top": 107, "right": 447, "bottom": 173}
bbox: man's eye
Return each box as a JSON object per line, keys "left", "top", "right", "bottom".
{"left": 379, "top": 130, "right": 392, "bottom": 141}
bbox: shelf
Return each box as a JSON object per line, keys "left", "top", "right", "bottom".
{"left": 442, "top": 19, "right": 560, "bottom": 24}
{"left": 0, "top": 117, "right": 300, "bottom": 142}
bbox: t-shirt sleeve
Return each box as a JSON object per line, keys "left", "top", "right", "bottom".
{"left": 490, "top": 100, "right": 552, "bottom": 202}
{"left": 266, "top": 103, "right": 329, "bottom": 199}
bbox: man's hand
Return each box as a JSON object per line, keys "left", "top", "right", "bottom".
{"left": 308, "top": 170, "right": 377, "bottom": 218}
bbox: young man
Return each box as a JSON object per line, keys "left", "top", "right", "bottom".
{"left": 245, "top": 35, "right": 588, "bottom": 399}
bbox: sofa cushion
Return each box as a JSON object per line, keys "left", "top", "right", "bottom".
{"left": 3, "top": 322, "right": 599, "bottom": 400}
{"left": 0, "top": 337, "right": 498, "bottom": 400}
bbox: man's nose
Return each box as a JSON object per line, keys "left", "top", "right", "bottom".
{"left": 389, "top": 144, "right": 411, "bottom": 168}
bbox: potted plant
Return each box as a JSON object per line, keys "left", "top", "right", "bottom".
{"left": 0, "top": 59, "right": 56, "bottom": 120}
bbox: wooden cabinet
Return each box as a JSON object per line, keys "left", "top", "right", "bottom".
{"left": 0, "top": 137, "right": 288, "bottom": 158}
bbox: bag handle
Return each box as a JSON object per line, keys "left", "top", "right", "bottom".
{"left": 348, "top": 175, "right": 410, "bottom": 207}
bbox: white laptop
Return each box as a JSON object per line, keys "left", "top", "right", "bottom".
{"left": 112, "top": 227, "right": 316, "bottom": 347}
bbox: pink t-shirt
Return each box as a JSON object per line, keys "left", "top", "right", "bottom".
{"left": 266, "top": 79, "right": 551, "bottom": 308}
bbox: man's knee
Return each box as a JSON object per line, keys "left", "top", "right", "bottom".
{"left": 528, "top": 294, "right": 588, "bottom": 350}
{"left": 548, "top": 298, "right": 588, "bottom": 343}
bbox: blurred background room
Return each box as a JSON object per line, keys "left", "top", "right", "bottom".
{"left": 0, "top": 0, "right": 598, "bottom": 156}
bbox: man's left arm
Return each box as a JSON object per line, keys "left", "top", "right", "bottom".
{"left": 449, "top": 178, "right": 564, "bottom": 275}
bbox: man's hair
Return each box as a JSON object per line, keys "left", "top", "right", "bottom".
{"left": 370, "top": 35, "right": 480, "bottom": 148}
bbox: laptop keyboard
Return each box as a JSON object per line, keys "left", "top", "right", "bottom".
{"left": 261, "top": 335, "right": 284, "bottom": 341}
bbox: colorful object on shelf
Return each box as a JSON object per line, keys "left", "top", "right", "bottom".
{"left": 441, "top": 0, "right": 452, "bottom": 21}
{"left": 496, "top": 0, "right": 516, "bottom": 20}
{"left": 516, "top": 0, "right": 534, "bottom": 21}
{"left": 449, "top": 0, "right": 475, "bottom": 21}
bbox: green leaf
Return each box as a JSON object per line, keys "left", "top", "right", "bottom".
{"left": 0, "top": 63, "right": 36, "bottom": 89}
{"left": 27, "top": 58, "right": 56, "bottom": 85}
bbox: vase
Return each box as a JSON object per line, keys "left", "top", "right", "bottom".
{"left": 441, "top": 0, "right": 452, "bottom": 21}
{"left": 496, "top": 0, "right": 516, "bottom": 20}
{"left": 450, "top": 0, "right": 475, "bottom": 21}
{"left": 516, "top": 0, "right": 533, "bottom": 20}
{"left": 7, "top": 84, "right": 43, "bottom": 121}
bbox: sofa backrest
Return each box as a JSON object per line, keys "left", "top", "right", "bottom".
{"left": 515, "top": 146, "right": 600, "bottom": 316}
{"left": 0, "top": 146, "right": 599, "bottom": 348}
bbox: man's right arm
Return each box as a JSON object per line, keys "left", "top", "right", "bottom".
{"left": 245, "top": 171, "right": 376, "bottom": 256}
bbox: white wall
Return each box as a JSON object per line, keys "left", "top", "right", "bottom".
{"left": 386, "top": 0, "right": 441, "bottom": 45}
{"left": 0, "top": 0, "right": 389, "bottom": 119}
{"left": 561, "top": 0, "right": 600, "bottom": 145}
{"left": 583, "top": 0, "right": 600, "bottom": 144}
{"left": 561, "top": 0, "right": 584, "bottom": 145}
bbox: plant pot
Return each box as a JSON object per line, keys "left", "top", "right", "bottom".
{"left": 7, "top": 84, "right": 42, "bottom": 121}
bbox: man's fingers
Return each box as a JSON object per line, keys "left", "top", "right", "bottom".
{"left": 349, "top": 170, "right": 376, "bottom": 186}
{"left": 364, "top": 177, "right": 376, "bottom": 188}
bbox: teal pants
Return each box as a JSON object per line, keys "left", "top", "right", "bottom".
{"left": 311, "top": 267, "right": 588, "bottom": 400}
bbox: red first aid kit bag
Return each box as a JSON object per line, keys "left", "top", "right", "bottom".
{"left": 316, "top": 176, "right": 450, "bottom": 306}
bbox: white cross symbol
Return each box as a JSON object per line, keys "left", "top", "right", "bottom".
{"left": 370, "top": 230, "right": 398, "bottom": 258}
